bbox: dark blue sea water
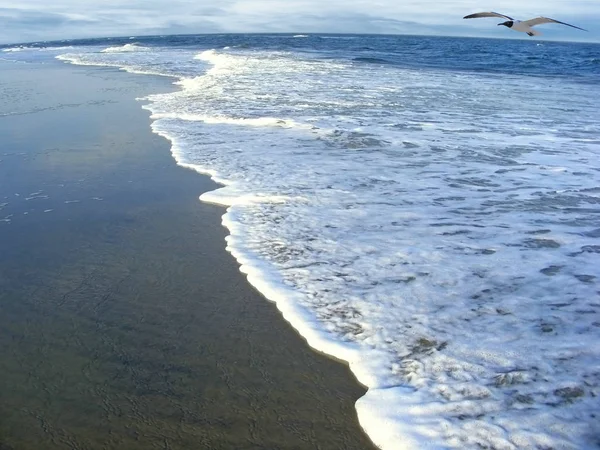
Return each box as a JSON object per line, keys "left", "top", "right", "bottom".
{"left": 4, "top": 33, "right": 600, "bottom": 79}
{"left": 3, "top": 34, "right": 599, "bottom": 449}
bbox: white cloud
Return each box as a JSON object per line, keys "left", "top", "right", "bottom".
{"left": 1, "top": 0, "right": 597, "bottom": 44}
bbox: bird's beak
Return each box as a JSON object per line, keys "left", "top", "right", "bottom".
{"left": 497, "top": 23, "right": 502, "bottom": 26}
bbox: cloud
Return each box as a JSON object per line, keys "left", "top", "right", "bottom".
{"left": 1, "top": 0, "right": 598, "bottom": 44}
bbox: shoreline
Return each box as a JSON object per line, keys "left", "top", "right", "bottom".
{"left": 0, "top": 59, "right": 378, "bottom": 449}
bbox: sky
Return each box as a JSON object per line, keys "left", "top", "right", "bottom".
{"left": 1, "top": 0, "right": 598, "bottom": 45}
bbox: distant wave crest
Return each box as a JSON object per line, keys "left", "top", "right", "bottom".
{"left": 352, "top": 56, "right": 392, "bottom": 65}
{"left": 101, "top": 43, "right": 150, "bottom": 53}
{"left": 2, "top": 46, "right": 32, "bottom": 52}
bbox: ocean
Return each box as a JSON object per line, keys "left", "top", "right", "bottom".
{"left": 2, "top": 34, "right": 599, "bottom": 449}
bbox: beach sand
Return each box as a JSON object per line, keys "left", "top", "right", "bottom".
{"left": 0, "top": 60, "right": 377, "bottom": 450}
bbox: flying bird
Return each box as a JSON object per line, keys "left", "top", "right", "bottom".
{"left": 463, "top": 12, "right": 587, "bottom": 36}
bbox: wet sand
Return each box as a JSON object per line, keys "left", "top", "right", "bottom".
{"left": 0, "top": 60, "right": 377, "bottom": 449}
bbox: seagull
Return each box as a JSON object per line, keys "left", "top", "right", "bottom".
{"left": 463, "top": 12, "right": 587, "bottom": 36}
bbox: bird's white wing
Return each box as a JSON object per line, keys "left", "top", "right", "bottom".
{"left": 463, "top": 12, "right": 514, "bottom": 21}
{"left": 523, "top": 17, "right": 587, "bottom": 31}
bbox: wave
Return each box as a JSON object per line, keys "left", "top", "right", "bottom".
{"left": 2, "top": 46, "right": 32, "bottom": 52}
{"left": 101, "top": 43, "right": 151, "bottom": 53}
{"left": 139, "top": 45, "right": 600, "bottom": 450}
{"left": 2, "top": 45, "right": 74, "bottom": 52}
{"left": 149, "top": 111, "right": 312, "bottom": 130}
{"left": 56, "top": 53, "right": 178, "bottom": 79}
{"left": 353, "top": 56, "right": 393, "bottom": 65}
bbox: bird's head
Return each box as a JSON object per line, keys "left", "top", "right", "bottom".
{"left": 498, "top": 20, "right": 513, "bottom": 28}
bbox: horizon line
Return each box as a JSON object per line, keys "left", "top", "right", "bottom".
{"left": 2, "top": 31, "right": 599, "bottom": 48}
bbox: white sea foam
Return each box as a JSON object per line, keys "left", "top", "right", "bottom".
{"left": 2, "top": 46, "right": 31, "bottom": 52}
{"left": 56, "top": 48, "right": 195, "bottom": 79}
{"left": 149, "top": 111, "right": 313, "bottom": 130}
{"left": 57, "top": 45, "right": 600, "bottom": 450}
{"left": 3, "top": 45, "right": 74, "bottom": 53}
{"left": 101, "top": 43, "right": 150, "bottom": 53}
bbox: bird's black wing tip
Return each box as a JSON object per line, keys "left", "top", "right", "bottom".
{"left": 547, "top": 17, "right": 588, "bottom": 31}
{"left": 572, "top": 24, "right": 589, "bottom": 31}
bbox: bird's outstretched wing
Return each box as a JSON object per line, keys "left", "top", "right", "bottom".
{"left": 522, "top": 17, "right": 587, "bottom": 31}
{"left": 463, "top": 12, "right": 514, "bottom": 21}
